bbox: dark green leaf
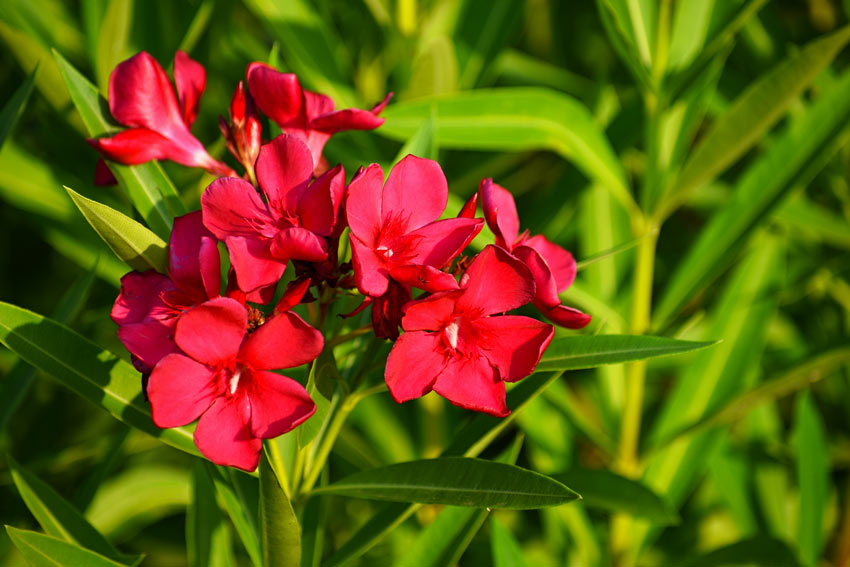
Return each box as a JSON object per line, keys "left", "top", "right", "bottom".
{"left": 678, "top": 534, "right": 800, "bottom": 567}
{"left": 188, "top": 462, "right": 235, "bottom": 567}
{"left": 205, "top": 465, "right": 261, "bottom": 567}
{"left": 0, "top": 63, "right": 37, "bottom": 150}
{"left": 4, "top": 526, "right": 128, "bottom": 567}
{"left": 94, "top": 0, "right": 132, "bottom": 91}
{"left": 406, "top": 507, "right": 489, "bottom": 567}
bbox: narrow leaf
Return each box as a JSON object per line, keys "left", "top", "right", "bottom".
{"left": 406, "top": 507, "right": 489, "bottom": 567}
{"left": 490, "top": 516, "right": 526, "bottom": 567}
{"left": 260, "top": 451, "right": 300, "bottom": 567}
{"left": 312, "top": 458, "right": 578, "bottom": 509}
{"left": 0, "top": 64, "right": 37, "bottom": 150}
{"left": 94, "top": 0, "right": 132, "bottom": 92}
{"left": 679, "top": 534, "right": 800, "bottom": 567}
{"left": 393, "top": 109, "right": 437, "bottom": 165}
{"left": 188, "top": 461, "right": 235, "bottom": 567}
{"left": 795, "top": 392, "right": 829, "bottom": 566}
{"left": 205, "top": 464, "right": 261, "bottom": 567}
{"left": 0, "top": 302, "right": 198, "bottom": 456}
{"left": 535, "top": 335, "right": 717, "bottom": 372}
{"left": 5, "top": 526, "right": 127, "bottom": 567}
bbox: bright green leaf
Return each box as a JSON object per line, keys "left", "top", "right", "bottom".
{"left": 188, "top": 461, "right": 235, "bottom": 567}
{"left": 94, "top": 0, "right": 132, "bottom": 92}
{"left": 795, "top": 391, "right": 829, "bottom": 566}
{"left": 4, "top": 526, "right": 128, "bottom": 567}
{"left": 393, "top": 109, "right": 437, "bottom": 165}
{"left": 490, "top": 516, "right": 526, "bottom": 567}
{"left": 260, "top": 451, "right": 300, "bottom": 567}
{"left": 205, "top": 465, "right": 261, "bottom": 567}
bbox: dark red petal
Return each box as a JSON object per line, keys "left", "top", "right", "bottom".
{"left": 370, "top": 92, "right": 393, "bottom": 114}
{"left": 270, "top": 227, "right": 329, "bottom": 262}
{"left": 94, "top": 158, "right": 117, "bottom": 186}
{"left": 147, "top": 353, "right": 219, "bottom": 427}
{"left": 457, "top": 245, "right": 536, "bottom": 317}
{"left": 406, "top": 217, "right": 483, "bottom": 268}
{"left": 241, "top": 311, "right": 323, "bottom": 370}
{"left": 173, "top": 50, "right": 206, "bottom": 127}
{"left": 513, "top": 245, "right": 560, "bottom": 308}
{"left": 274, "top": 277, "right": 312, "bottom": 312}
{"left": 111, "top": 270, "right": 174, "bottom": 325}
{"left": 246, "top": 62, "right": 303, "bottom": 126}
{"left": 176, "top": 297, "right": 247, "bottom": 366}
{"left": 382, "top": 156, "right": 447, "bottom": 233}
{"left": 310, "top": 108, "right": 385, "bottom": 134}
{"left": 248, "top": 370, "right": 316, "bottom": 438}
{"left": 225, "top": 236, "right": 286, "bottom": 293}
{"left": 302, "top": 90, "right": 335, "bottom": 119}
{"left": 194, "top": 396, "right": 261, "bottom": 472}
{"left": 117, "top": 319, "right": 179, "bottom": 370}
{"left": 479, "top": 178, "right": 520, "bottom": 249}
{"left": 169, "top": 211, "right": 219, "bottom": 299}
{"left": 537, "top": 303, "right": 592, "bottom": 329}
{"left": 199, "top": 237, "right": 221, "bottom": 300}
{"left": 108, "top": 52, "right": 183, "bottom": 135}
{"left": 201, "top": 176, "right": 276, "bottom": 240}
{"left": 89, "top": 128, "right": 186, "bottom": 165}
{"left": 345, "top": 163, "right": 384, "bottom": 242}
{"left": 475, "top": 315, "right": 554, "bottom": 382}
{"left": 350, "top": 234, "right": 389, "bottom": 297}
{"left": 297, "top": 164, "right": 345, "bottom": 236}
{"left": 245, "top": 282, "right": 278, "bottom": 305}
{"left": 255, "top": 134, "right": 314, "bottom": 214}
{"left": 458, "top": 193, "right": 478, "bottom": 219}
{"left": 523, "top": 234, "right": 577, "bottom": 292}
{"left": 385, "top": 331, "right": 447, "bottom": 402}
{"left": 433, "top": 354, "right": 509, "bottom": 417}
{"left": 400, "top": 290, "right": 462, "bottom": 332}
{"left": 389, "top": 264, "right": 459, "bottom": 293}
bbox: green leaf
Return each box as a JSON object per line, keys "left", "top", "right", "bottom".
{"left": 678, "top": 534, "right": 800, "bottom": 567}
{"left": 653, "top": 67, "right": 850, "bottom": 329}
{"left": 535, "top": 335, "right": 717, "bottom": 372}
{"left": 0, "top": 63, "right": 37, "bottom": 151}
{"left": 205, "top": 465, "right": 261, "bottom": 567}
{"left": 406, "top": 506, "right": 489, "bottom": 567}
{"left": 552, "top": 468, "right": 678, "bottom": 524}
{"left": 188, "top": 461, "right": 235, "bottom": 567}
{"left": 260, "top": 450, "right": 300, "bottom": 567}
{"left": 454, "top": 0, "right": 523, "bottom": 89}
{"left": 665, "top": 25, "right": 850, "bottom": 216}
{"left": 7, "top": 455, "right": 139, "bottom": 565}
{"left": 379, "top": 88, "right": 636, "bottom": 216}
{"left": 0, "top": 302, "right": 198, "bottom": 456}
{"left": 490, "top": 516, "right": 526, "bottom": 567}
{"left": 66, "top": 187, "right": 168, "bottom": 273}
{"left": 794, "top": 391, "right": 829, "bottom": 566}
{"left": 392, "top": 109, "right": 438, "bottom": 165}
{"left": 297, "top": 350, "right": 335, "bottom": 449}
{"left": 94, "top": 0, "right": 132, "bottom": 92}
{"left": 312, "top": 457, "right": 578, "bottom": 509}
{"left": 4, "top": 526, "right": 128, "bottom": 567}
{"left": 53, "top": 49, "right": 185, "bottom": 240}
{"left": 323, "top": 503, "right": 415, "bottom": 567}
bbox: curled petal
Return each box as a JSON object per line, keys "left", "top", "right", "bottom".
{"left": 537, "top": 303, "right": 592, "bottom": 329}
{"left": 310, "top": 107, "right": 385, "bottom": 133}
{"left": 475, "top": 315, "right": 554, "bottom": 382}
{"left": 176, "top": 297, "right": 247, "bottom": 366}
{"left": 389, "top": 264, "right": 459, "bottom": 293}
{"left": 303, "top": 90, "right": 335, "bottom": 119}
{"left": 512, "top": 245, "right": 560, "bottom": 308}
{"left": 350, "top": 234, "right": 389, "bottom": 297}
{"left": 241, "top": 311, "right": 324, "bottom": 370}
{"left": 523, "top": 234, "right": 577, "bottom": 292}
{"left": 275, "top": 277, "right": 312, "bottom": 313}
{"left": 194, "top": 396, "right": 261, "bottom": 472}
{"left": 370, "top": 92, "right": 393, "bottom": 114}
{"left": 385, "top": 331, "right": 447, "bottom": 402}
{"left": 479, "top": 178, "right": 520, "bottom": 249}
{"left": 246, "top": 63, "right": 303, "bottom": 126}
{"left": 457, "top": 245, "right": 535, "bottom": 317}
{"left": 173, "top": 50, "right": 206, "bottom": 127}
{"left": 255, "top": 134, "right": 314, "bottom": 213}
{"left": 248, "top": 370, "right": 316, "bottom": 438}
{"left": 345, "top": 164, "right": 384, "bottom": 242}
{"left": 270, "top": 227, "right": 329, "bottom": 262}
{"left": 433, "top": 354, "right": 509, "bottom": 417}
{"left": 169, "top": 212, "right": 220, "bottom": 299}
{"left": 108, "top": 51, "right": 183, "bottom": 136}
{"left": 148, "top": 353, "right": 219, "bottom": 428}
{"left": 407, "top": 217, "right": 483, "bottom": 268}
{"left": 382, "top": 155, "right": 447, "bottom": 233}
{"left": 458, "top": 193, "right": 478, "bottom": 219}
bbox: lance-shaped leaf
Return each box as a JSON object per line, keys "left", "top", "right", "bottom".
{"left": 678, "top": 534, "right": 800, "bottom": 567}
{"left": 260, "top": 451, "right": 300, "bottom": 567}
{"left": 7, "top": 455, "right": 141, "bottom": 565}
{"left": 53, "top": 49, "right": 184, "bottom": 240}
{"left": 187, "top": 461, "right": 235, "bottom": 567}
{"left": 795, "top": 392, "right": 829, "bottom": 567}
{"left": 205, "top": 464, "right": 261, "bottom": 567}
{"left": 311, "top": 457, "right": 578, "bottom": 509}
{"left": 0, "top": 301, "right": 198, "bottom": 456}
{"left": 380, "top": 88, "right": 636, "bottom": 216}
{"left": 4, "top": 526, "right": 129, "bottom": 567}
{"left": 535, "top": 335, "right": 716, "bottom": 372}
{"left": 66, "top": 187, "right": 167, "bottom": 273}
{"left": 0, "top": 64, "right": 37, "bottom": 151}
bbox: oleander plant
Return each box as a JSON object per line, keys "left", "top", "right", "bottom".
{"left": 2, "top": 1, "right": 850, "bottom": 566}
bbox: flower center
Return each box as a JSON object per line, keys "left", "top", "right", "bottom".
{"left": 444, "top": 321, "right": 459, "bottom": 349}
{"left": 229, "top": 367, "right": 242, "bottom": 395}
{"left": 376, "top": 245, "right": 394, "bottom": 259}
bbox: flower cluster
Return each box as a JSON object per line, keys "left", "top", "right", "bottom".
{"left": 94, "top": 51, "right": 590, "bottom": 471}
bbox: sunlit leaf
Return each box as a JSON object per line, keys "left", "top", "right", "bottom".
{"left": 4, "top": 526, "right": 128, "bottom": 567}
{"left": 794, "top": 391, "right": 829, "bottom": 566}
{"left": 188, "top": 461, "right": 235, "bottom": 567}
{"left": 94, "top": 0, "right": 132, "bottom": 92}
{"left": 260, "top": 451, "right": 300, "bottom": 567}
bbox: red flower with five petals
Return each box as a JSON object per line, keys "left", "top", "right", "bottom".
{"left": 479, "top": 179, "right": 591, "bottom": 329}
{"left": 385, "top": 245, "right": 554, "bottom": 417}
{"left": 247, "top": 62, "right": 391, "bottom": 170}
{"left": 148, "top": 297, "right": 321, "bottom": 471}
{"left": 201, "top": 134, "right": 345, "bottom": 293}
{"left": 89, "top": 51, "right": 235, "bottom": 177}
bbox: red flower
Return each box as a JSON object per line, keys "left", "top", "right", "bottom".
{"left": 345, "top": 155, "right": 483, "bottom": 297}
{"left": 89, "top": 51, "right": 234, "bottom": 177}
{"left": 147, "top": 297, "right": 321, "bottom": 471}
{"left": 247, "top": 63, "right": 391, "bottom": 170}
{"left": 111, "top": 211, "right": 221, "bottom": 370}
{"left": 201, "top": 134, "right": 345, "bottom": 293}
{"left": 219, "top": 81, "right": 262, "bottom": 180}
{"left": 385, "top": 245, "right": 554, "bottom": 417}
{"left": 479, "top": 179, "right": 591, "bottom": 329}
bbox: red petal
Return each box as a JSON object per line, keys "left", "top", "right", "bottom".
{"left": 173, "top": 50, "right": 206, "bottom": 128}
{"left": 270, "top": 227, "right": 329, "bottom": 262}
{"left": 537, "top": 303, "right": 592, "bottom": 329}
{"left": 246, "top": 62, "right": 303, "bottom": 126}
{"left": 194, "top": 396, "right": 261, "bottom": 472}
{"left": 513, "top": 245, "right": 560, "bottom": 308}
{"left": 475, "top": 315, "right": 554, "bottom": 382}
{"left": 176, "top": 297, "right": 247, "bottom": 366}
{"left": 94, "top": 158, "right": 117, "bottom": 186}
{"left": 248, "top": 370, "right": 316, "bottom": 438}
{"left": 389, "top": 264, "right": 459, "bottom": 293}
{"left": 400, "top": 291, "right": 462, "bottom": 332}
{"left": 275, "top": 277, "right": 312, "bottom": 312}
{"left": 350, "top": 234, "right": 389, "bottom": 297}
{"left": 169, "top": 211, "right": 220, "bottom": 299}
{"left": 201, "top": 177, "right": 276, "bottom": 240}
{"left": 225, "top": 236, "right": 286, "bottom": 293}
{"left": 457, "top": 245, "right": 535, "bottom": 317}
{"left": 385, "top": 331, "right": 447, "bottom": 402}
{"left": 370, "top": 92, "right": 393, "bottom": 114}
{"left": 433, "top": 354, "right": 509, "bottom": 417}
{"left": 241, "top": 311, "right": 323, "bottom": 370}
{"left": 523, "top": 235, "right": 577, "bottom": 292}
{"left": 407, "top": 217, "right": 483, "bottom": 268}
{"left": 108, "top": 52, "right": 183, "bottom": 136}
{"left": 117, "top": 319, "right": 178, "bottom": 370}
{"left": 303, "top": 90, "right": 335, "bottom": 119}
{"left": 148, "top": 353, "right": 219, "bottom": 427}
{"left": 111, "top": 270, "right": 173, "bottom": 325}
{"left": 255, "top": 134, "right": 314, "bottom": 214}
{"left": 345, "top": 163, "right": 384, "bottom": 242}
{"left": 382, "top": 156, "right": 447, "bottom": 232}
{"left": 310, "top": 108, "right": 385, "bottom": 133}
{"left": 297, "top": 164, "right": 345, "bottom": 236}
{"left": 89, "top": 128, "right": 186, "bottom": 165}
{"left": 458, "top": 193, "right": 478, "bottom": 219}
{"left": 479, "top": 178, "right": 519, "bottom": 249}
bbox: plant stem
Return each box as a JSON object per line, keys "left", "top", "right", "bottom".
{"left": 299, "top": 393, "right": 358, "bottom": 495}
{"left": 265, "top": 438, "right": 291, "bottom": 498}
{"left": 326, "top": 325, "right": 373, "bottom": 348}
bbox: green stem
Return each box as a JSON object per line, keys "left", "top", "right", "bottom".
{"left": 299, "top": 393, "right": 358, "bottom": 495}
{"left": 326, "top": 325, "right": 373, "bottom": 348}
{"left": 265, "top": 438, "right": 291, "bottom": 498}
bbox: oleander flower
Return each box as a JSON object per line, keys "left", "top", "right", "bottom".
{"left": 385, "top": 245, "right": 554, "bottom": 417}
{"left": 479, "top": 178, "right": 591, "bottom": 329}
{"left": 89, "top": 51, "right": 234, "bottom": 177}
{"left": 147, "top": 297, "right": 321, "bottom": 471}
